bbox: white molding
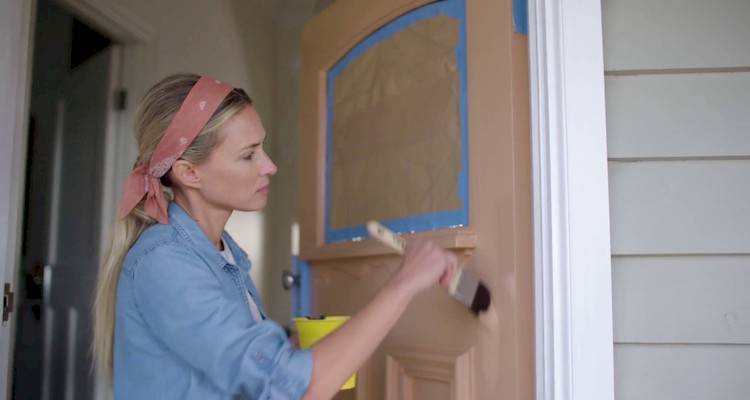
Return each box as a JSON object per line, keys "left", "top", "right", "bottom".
{"left": 56, "top": 0, "right": 154, "bottom": 43}
{"left": 528, "top": 1, "right": 614, "bottom": 400}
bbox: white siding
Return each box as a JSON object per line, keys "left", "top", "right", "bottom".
{"left": 609, "top": 160, "right": 750, "bottom": 255}
{"left": 613, "top": 256, "right": 750, "bottom": 344}
{"left": 604, "top": 0, "right": 750, "bottom": 398}
{"left": 606, "top": 73, "right": 750, "bottom": 159}
{"left": 603, "top": 0, "right": 750, "bottom": 70}
{"left": 615, "top": 344, "right": 750, "bottom": 400}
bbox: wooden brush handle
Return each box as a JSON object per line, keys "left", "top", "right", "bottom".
{"left": 367, "top": 220, "right": 473, "bottom": 301}
{"left": 366, "top": 221, "right": 406, "bottom": 255}
{"left": 368, "top": 222, "right": 488, "bottom": 315}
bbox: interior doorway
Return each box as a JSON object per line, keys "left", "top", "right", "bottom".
{"left": 11, "top": 0, "right": 121, "bottom": 398}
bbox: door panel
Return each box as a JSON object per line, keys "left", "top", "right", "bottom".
{"left": 298, "top": 1, "right": 532, "bottom": 399}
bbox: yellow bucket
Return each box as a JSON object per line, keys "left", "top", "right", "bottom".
{"left": 294, "top": 316, "right": 356, "bottom": 390}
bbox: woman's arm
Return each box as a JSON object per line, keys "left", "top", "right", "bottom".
{"left": 303, "top": 239, "right": 457, "bottom": 400}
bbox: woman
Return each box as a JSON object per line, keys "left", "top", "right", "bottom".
{"left": 93, "top": 74, "right": 457, "bottom": 399}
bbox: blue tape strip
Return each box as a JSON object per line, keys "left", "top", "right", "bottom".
{"left": 513, "top": 0, "right": 528, "bottom": 34}
{"left": 327, "top": 209, "right": 466, "bottom": 242}
{"left": 325, "top": 0, "right": 469, "bottom": 243}
{"left": 291, "top": 256, "right": 299, "bottom": 316}
{"left": 291, "top": 256, "right": 312, "bottom": 317}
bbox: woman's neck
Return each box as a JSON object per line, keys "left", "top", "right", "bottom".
{"left": 173, "top": 193, "right": 231, "bottom": 251}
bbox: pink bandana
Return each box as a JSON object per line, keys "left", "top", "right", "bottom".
{"left": 118, "top": 76, "right": 234, "bottom": 224}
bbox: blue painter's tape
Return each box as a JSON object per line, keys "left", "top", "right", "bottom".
{"left": 290, "top": 256, "right": 299, "bottom": 316}
{"left": 513, "top": 0, "right": 528, "bottom": 34}
{"left": 327, "top": 209, "right": 466, "bottom": 243}
{"left": 325, "top": 0, "right": 470, "bottom": 243}
{"left": 291, "top": 256, "right": 312, "bottom": 317}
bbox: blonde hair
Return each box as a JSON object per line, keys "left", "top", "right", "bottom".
{"left": 92, "top": 73, "right": 252, "bottom": 381}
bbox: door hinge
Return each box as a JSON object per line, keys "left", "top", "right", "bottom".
{"left": 115, "top": 88, "right": 127, "bottom": 111}
{"left": 3, "top": 283, "right": 14, "bottom": 322}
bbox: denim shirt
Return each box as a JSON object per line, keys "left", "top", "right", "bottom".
{"left": 114, "top": 202, "right": 312, "bottom": 399}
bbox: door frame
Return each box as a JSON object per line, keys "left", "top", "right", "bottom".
{"left": 528, "top": 1, "right": 615, "bottom": 400}
{"left": 0, "top": 1, "right": 153, "bottom": 397}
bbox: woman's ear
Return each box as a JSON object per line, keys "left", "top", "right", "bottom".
{"left": 170, "top": 159, "right": 201, "bottom": 189}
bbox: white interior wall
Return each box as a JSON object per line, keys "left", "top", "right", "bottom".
{"left": 603, "top": 0, "right": 750, "bottom": 399}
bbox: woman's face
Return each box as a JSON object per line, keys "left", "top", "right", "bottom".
{"left": 195, "top": 105, "right": 277, "bottom": 212}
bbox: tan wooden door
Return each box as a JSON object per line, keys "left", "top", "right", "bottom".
{"left": 298, "top": 1, "right": 533, "bottom": 399}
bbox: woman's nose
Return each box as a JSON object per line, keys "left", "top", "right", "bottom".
{"left": 263, "top": 154, "right": 278, "bottom": 176}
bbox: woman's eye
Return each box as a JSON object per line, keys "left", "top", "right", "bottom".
{"left": 243, "top": 153, "right": 255, "bottom": 160}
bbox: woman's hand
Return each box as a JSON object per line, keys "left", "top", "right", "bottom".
{"left": 303, "top": 238, "right": 458, "bottom": 399}
{"left": 391, "top": 239, "right": 458, "bottom": 297}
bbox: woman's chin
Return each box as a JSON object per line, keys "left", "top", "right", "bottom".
{"left": 235, "top": 199, "right": 267, "bottom": 212}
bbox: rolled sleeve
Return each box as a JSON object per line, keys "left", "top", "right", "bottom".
{"left": 269, "top": 347, "right": 313, "bottom": 399}
{"left": 131, "top": 244, "right": 312, "bottom": 399}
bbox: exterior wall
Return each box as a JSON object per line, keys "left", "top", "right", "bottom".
{"left": 603, "top": 1, "right": 750, "bottom": 399}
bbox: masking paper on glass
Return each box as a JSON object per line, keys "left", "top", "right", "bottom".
{"left": 329, "top": 15, "right": 463, "bottom": 231}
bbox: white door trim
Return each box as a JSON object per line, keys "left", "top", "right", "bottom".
{"left": 528, "top": 1, "right": 615, "bottom": 400}
{"left": 0, "top": 1, "right": 36, "bottom": 397}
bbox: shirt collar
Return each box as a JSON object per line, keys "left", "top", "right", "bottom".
{"left": 168, "top": 202, "right": 251, "bottom": 273}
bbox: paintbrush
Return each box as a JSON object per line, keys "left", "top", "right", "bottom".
{"left": 366, "top": 221, "right": 491, "bottom": 315}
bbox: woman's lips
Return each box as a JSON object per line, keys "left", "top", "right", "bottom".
{"left": 257, "top": 184, "right": 270, "bottom": 193}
